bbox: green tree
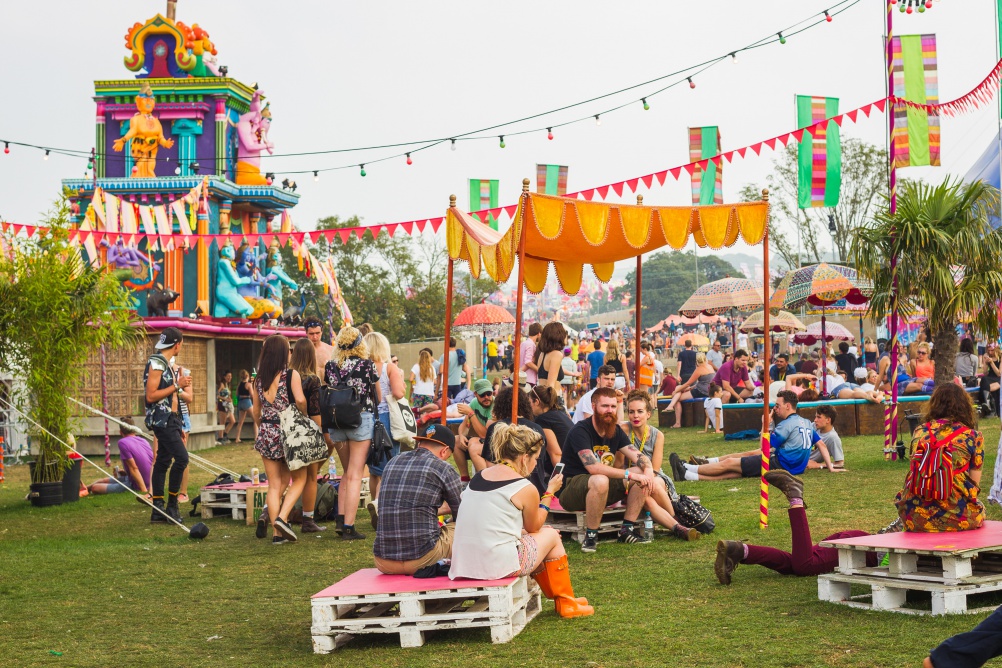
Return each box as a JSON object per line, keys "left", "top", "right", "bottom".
{"left": 850, "top": 178, "right": 1002, "bottom": 385}
{"left": 615, "top": 251, "right": 741, "bottom": 328}
{"left": 0, "top": 199, "right": 139, "bottom": 483}
{"left": 741, "top": 139, "right": 887, "bottom": 271}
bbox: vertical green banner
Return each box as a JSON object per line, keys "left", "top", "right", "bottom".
{"left": 468, "top": 179, "right": 499, "bottom": 229}
{"left": 796, "top": 95, "right": 841, "bottom": 208}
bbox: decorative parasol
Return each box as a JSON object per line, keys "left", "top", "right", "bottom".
{"left": 771, "top": 263, "right": 872, "bottom": 312}
{"left": 740, "top": 310, "right": 806, "bottom": 334}
{"left": 792, "top": 320, "right": 855, "bottom": 346}
{"left": 679, "top": 277, "right": 763, "bottom": 348}
{"left": 452, "top": 303, "right": 516, "bottom": 377}
{"left": 679, "top": 333, "right": 711, "bottom": 348}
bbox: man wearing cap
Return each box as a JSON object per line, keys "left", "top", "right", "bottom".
{"left": 143, "top": 327, "right": 192, "bottom": 525}
{"left": 373, "top": 424, "right": 463, "bottom": 575}
{"left": 453, "top": 379, "right": 495, "bottom": 482}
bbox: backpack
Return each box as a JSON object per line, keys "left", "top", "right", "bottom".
{"left": 320, "top": 365, "right": 363, "bottom": 430}
{"left": 290, "top": 477, "right": 339, "bottom": 523}
{"left": 904, "top": 423, "right": 970, "bottom": 501}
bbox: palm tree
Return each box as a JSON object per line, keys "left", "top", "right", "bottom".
{"left": 850, "top": 178, "right": 1002, "bottom": 386}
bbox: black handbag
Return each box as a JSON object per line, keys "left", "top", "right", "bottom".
{"left": 673, "top": 494, "right": 715, "bottom": 534}
{"left": 367, "top": 418, "right": 394, "bottom": 468}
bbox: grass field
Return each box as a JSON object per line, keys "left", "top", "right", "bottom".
{"left": 3, "top": 422, "right": 1002, "bottom": 668}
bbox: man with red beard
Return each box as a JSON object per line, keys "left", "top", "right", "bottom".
{"left": 556, "top": 387, "right": 655, "bottom": 553}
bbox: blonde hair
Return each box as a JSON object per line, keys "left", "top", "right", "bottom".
{"left": 695, "top": 352, "right": 707, "bottom": 364}
{"left": 363, "top": 331, "right": 391, "bottom": 363}
{"left": 605, "top": 339, "right": 621, "bottom": 362}
{"left": 333, "top": 326, "right": 368, "bottom": 364}
{"left": 239, "top": 369, "right": 249, "bottom": 381}
{"left": 418, "top": 349, "right": 434, "bottom": 383}
{"left": 490, "top": 422, "right": 544, "bottom": 476}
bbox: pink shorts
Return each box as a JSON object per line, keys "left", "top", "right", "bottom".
{"left": 506, "top": 533, "right": 539, "bottom": 577}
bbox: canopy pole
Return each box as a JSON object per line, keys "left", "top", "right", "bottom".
{"left": 510, "top": 179, "right": 530, "bottom": 424}
{"left": 760, "top": 188, "right": 771, "bottom": 531}
{"left": 821, "top": 307, "right": 828, "bottom": 396}
{"left": 634, "top": 194, "right": 644, "bottom": 387}
{"left": 885, "top": 0, "right": 901, "bottom": 460}
{"left": 440, "top": 195, "right": 457, "bottom": 425}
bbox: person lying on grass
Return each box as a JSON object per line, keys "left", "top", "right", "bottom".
{"left": 668, "top": 390, "right": 841, "bottom": 482}
{"left": 714, "top": 469, "right": 877, "bottom": 584}
{"left": 88, "top": 418, "right": 153, "bottom": 497}
{"left": 805, "top": 405, "right": 844, "bottom": 471}
{"left": 617, "top": 390, "right": 700, "bottom": 541}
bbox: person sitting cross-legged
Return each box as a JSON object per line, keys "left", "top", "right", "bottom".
{"left": 557, "top": 387, "right": 656, "bottom": 553}
{"left": 714, "top": 469, "right": 876, "bottom": 584}
{"left": 806, "top": 404, "right": 844, "bottom": 471}
{"left": 669, "top": 390, "right": 838, "bottom": 482}
{"left": 373, "top": 424, "right": 462, "bottom": 576}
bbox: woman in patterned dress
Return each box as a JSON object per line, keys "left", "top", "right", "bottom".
{"left": 895, "top": 383, "right": 986, "bottom": 533}
{"left": 251, "top": 334, "right": 311, "bottom": 544}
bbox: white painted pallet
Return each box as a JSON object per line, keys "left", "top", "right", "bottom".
{"left": 818, "top": 571, "right": 1002, "bottom": 616}
{"left": 546, "top": 507, "right": 626, "bottom": 543}
{"left": 200, "top": 486, "right": 248, "bottom": 521}
{"left": 311, "top": 576, "right": 541, "bottom": 652}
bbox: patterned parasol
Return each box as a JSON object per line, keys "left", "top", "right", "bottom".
{"left": 452, "top": 303, "right": 516, "bottom": 338}
{"left": 678, "top": 277, "right": 764, "bottom": 317}
{"left": 739, "top": 310, "right": 806, "bottom": 334}
{"left": 771, "top": 263, "right": 873, "bottom": 312}
{"left": 678, "top": 333, "right": 711, "bottom": 348}
{"left": 792, "top": 320, "right": 855, "bottom": 346}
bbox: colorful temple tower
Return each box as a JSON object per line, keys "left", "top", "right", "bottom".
{"left": 62, "top": 12, "right": 299, "bottom": 319}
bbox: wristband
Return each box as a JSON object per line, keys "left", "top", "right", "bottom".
{"left": 538, "top": 504, "right": 550, "bottom": 511}
{"left": 624, "top": 470, "right": 631, "bottom": 481}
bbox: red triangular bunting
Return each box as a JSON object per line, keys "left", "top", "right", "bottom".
{"left": 641, "top": 174, "right": 654, "bottom": 189}
{"left": 668, "top": 167, "right": 682, "bottom": 181}
{"left": 489, "top": 207, "right": 503, "bottom": 221}
{"left": 874, "top": 99, "right": 886, "bottom": 113}
{"left": 711, "top": 156, "right": 723, "bottom": 168}
{"left": 656, "top": 171, "right": 669, "bottom": 185}
{"left": 610, "top": 182, "right": 624, "bottom": 198}
{"left": 750, "top": 143, "right": 762, "bottom": 156}
{"left": 11, "top": 224, "right": 22, "bottom": 236}
{"left": 831, "top": 115, "right": 844, "bottom": 127}
{"left": 430, "top": 217, "right": 444, "bottom": 232}
{"left": 503, "top": 205, "right": 517, "bottom": 218}
{"left": 332, "top": 230, "right": 346, "bottom": 244}
{"left": 625, "top": 178, "right": 639, "bottom": 193}
{"left": 78, "top": 230, "right": 90, "bottom": 243}
{"left": 400, "top": 221, "right": 415, "bottom": 235}
{"left": 764, "top": 138, "right": 777, "bottom": 151}
{"left": 595, "top": 185, "right": 610, "bottom": 200}
{"left": 792, "top": 129, "right": 806, "bottom": 142}
{"left": 277, "top": 233, "right": 290, "bottom": 246}
{"left": 385, "top": 225, "right": 396, "bottom": 238}
{"left": 682, "top": 163, "right": 696, "bottom": 176}
{"left": 580, "top": 189, "right": 594, "bottom": 201}
{"left": 737, "top": 147, "right": 747, "bottom": 159}
{"left": 721, "top": 152, "right": 733, "bottom": 164}
{"left": 846, "top": 109, "right": 858, "bottom": 123}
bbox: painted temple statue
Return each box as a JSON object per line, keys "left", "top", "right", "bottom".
{"left": 63, "top": 11, "right": 303, "bottom": 321}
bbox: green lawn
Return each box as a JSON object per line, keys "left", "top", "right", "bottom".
{"left": 3, "top": 423, "right": 1002, "bottom": 667}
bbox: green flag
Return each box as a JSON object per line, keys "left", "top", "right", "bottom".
{"left": 796, "top": 95, "right": 841, "bottom": 208}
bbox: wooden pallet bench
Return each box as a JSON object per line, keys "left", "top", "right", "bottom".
{"left": 311, "top": 568, "right": 541, "bottom": 652}
{"left": 546, "top": 497, "right": 626, "bottom": 543}
{"left": 817, "top": 520, "right": 1002, "bottom": 615}
{"left": 200, "top": 478, "right": 371, "bottom": 524}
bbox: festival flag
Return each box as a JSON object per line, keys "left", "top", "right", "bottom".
{"left": 891, "top": 34, "right": 941, "bottom": 168}
{"left": 796, "top": 95, "right": 842, "bottom": 208}
{"left": 468, "top": 179, "right": 499, "bottom": 230}
{"left": 536, "top": 164, "right": 569, "bottom": 197}
{"left": 688, "top": 127, "right": 722, "bottom": 205}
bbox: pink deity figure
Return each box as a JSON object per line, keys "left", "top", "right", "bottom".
{"left": 234, "top": 90, "right": 274, "bottom": 185}
{"left": 112, "top": 83, "right": 174, "bottom": 178}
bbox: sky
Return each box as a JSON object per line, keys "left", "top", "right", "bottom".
{"left": 1, "top": 0, "right": 1000, "bottom": 279}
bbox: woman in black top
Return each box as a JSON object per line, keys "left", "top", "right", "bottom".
{"left": 535, "top": 322, "right": 567, "bottom": 390}
{"left": 234, "top": 370, "right": 256, "bottom": 444}
{"left": 470, "top": 387, "right": 549, "bottom": 489}
{"left": 288, "top": 339, "right": 331, "bottom": 535}
{"left": 528, "top": 385, "right": 569, "bottom": 495}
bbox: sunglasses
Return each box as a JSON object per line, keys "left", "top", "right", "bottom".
{"left": 917, "top": 351, "right": 928, "bottom": 356}
{"left": 478, "top": 391, "right": 494, "bottom": 398}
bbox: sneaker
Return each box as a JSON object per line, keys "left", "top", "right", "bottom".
{"left": 669, "top": 452, "right": 687, "bottom": 482}
{"left": 367, "top": 501, "right": 378, "bottom": 531}
{"left": 715, "top": 540, "right": 744, "bottom": 585}
{"left": 672, "top": 524, "right": 700, "bottom": 541}
{"left": 273, "top": 517, "right": 298, "bottom": 542}
{"left": 341, "top": 526, "right": 366, "bottom": 541}
{"left": 581, "top": 535, "right": 598, "bottom": 553}
{"left": 617, "top": 527, "right": 643, "bottom": 544}
{"left": 272, "top": 536, "right": 288, "bottom": 545}
{"left": 764, "top": 469, "right": 805, "bottom": 507}
{"left": 688, "top": 455, "right": 709, "bottom": 466}
{"left": 877, "top": 517, "right": 903, "bottom": 535}
{"left": 256, "top": 506, "right": 269, "bottom": 539}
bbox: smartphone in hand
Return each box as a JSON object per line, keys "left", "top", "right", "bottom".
{"left": 550, "top": 462, "right": 565, "bottom": 480}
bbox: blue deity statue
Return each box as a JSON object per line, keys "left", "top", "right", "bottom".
{"left": 213, "top": 244, "right": 254, "bottom": 318}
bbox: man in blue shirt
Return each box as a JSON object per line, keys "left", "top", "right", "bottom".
{"left": 668, "top": 391, "right": 823, "bottom": 481}
{"left": 586, "top": 339, "right": 606, "bottom": 389}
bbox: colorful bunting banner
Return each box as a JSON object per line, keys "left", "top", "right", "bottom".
{"left": 796, "top": 95, "right": 841, "bottom": 208}
{"left": 891, "top": 34, "right": 940, "bottom": 168}
{"left": 468, "top": 179, "right": 499, "bottom": 230}
{"left": 536, "top": 164, "right": 569, "bottom": 196}
{"left": 688, "top": 127, "right": 722, "bottom": 205}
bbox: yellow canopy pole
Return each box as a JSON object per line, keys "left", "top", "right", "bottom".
{"left": 510, "top": 179, "right": 530, "bottom": 425}
{"left": 760, "top": 188, "right": 771, "bottom": 530}
{"left": 441, "top": 195, "right": 457, "bottom": 425}
{"left": 634, "top": 194, "right": 644, "bottom": 387}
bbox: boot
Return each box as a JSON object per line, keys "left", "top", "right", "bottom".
{"left": 531, "top": 555, "right": 594, "bottom": 618}
{"left": 672, "top": 524, "right": 700, "bottom": 541}
{"left": 715, "top": 540, "right": 744, "bottom": 585}
{"left": 256, "top": 505, "right": 269, "bottom": 539}
{"left": 532, "top": 560, "right": 588, "bottom": 606}
{"left": 150, "top": 498, "right": 169, "bottom": 524}
{"left": 981, "top": 390, "right": 995, "bottom": 417}
{"left": 301, "top": 516, "right": 327, "bottom": 533}
{"left": 334, "top": 514, "right": 345, "bottom": 536}
{"left": 166, "top": 499, "right": 186, "bottom": 526}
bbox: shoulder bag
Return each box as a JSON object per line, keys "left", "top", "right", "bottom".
{"left": 387, "top": 396, "right": 418, "bottom": 449}
{"left": 672, "top": 493, "right": 715, "bottom": 534}
{"left": 280, "top": 372, "right": 329, "bottom": 471}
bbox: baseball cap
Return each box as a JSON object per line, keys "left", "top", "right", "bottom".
{"left": 415, "top": 423, "right": 456, "bottom": 450}
{"left": 154, "top": 327, "right": 183, "bottom": 350}
{"left": 473, "top": 378, "right": 493, "bottom": 395}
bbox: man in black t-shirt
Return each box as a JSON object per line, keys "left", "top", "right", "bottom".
{"left": 557, "top": 387, "right": 656, "bottom": 553}
{"left": 677, "top": 338, "right": 698, "bottom": 384}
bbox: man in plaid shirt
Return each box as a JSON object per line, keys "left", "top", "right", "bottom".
{"left": 373, "top": 424, "right": 463, "bottom": 575}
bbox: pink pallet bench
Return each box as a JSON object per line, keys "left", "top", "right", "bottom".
{"left": 818, "top": 520, "right": 1002, "bottom": 615}
{"left": 311, "top": 568, "right": 541, "bottom": 652}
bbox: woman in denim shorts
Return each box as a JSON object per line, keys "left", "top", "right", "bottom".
{"left": 324, "top": 326, "right": 380, "bottom": 541}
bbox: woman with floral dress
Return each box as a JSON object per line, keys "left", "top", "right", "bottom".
{"left": 895, "top": 383, "right": 985, "bottom": 533}
{"left": 251, "top": 334, "right": 311, "bottom": 544}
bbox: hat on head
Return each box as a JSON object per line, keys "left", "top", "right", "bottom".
{"left": 415, "top": 423, "right": 456, "bottom": 450}
{"left": 473, "top": 378, "right": 493, "bottom": 395}
{"left": 155, "top": 327, "right": 183, "bottom": 350}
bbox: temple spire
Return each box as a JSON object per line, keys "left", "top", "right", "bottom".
{"left": 166, "top": 0, "right": 177, "bottom": 21}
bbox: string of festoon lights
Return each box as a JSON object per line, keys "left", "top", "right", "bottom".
{"left": 0, "top": 0, "right": 872, "bottom": 183}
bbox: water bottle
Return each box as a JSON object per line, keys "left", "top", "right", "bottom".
{"left": 328, "top": 456, "right": 338, "bottom": 479}
{"left": 643, "top": 511, "right": 654, "bottom": 542}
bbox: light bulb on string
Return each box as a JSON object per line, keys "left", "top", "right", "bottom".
{"left": 44, "top": 150, "right": 50, "bottom": 161}
{"left": 499, "top": 135, "right": 505, "bottom": 149}
{"left": 687, "top": 77, "right": 695, "bottom": 89}
{"left": 642, "top": 98, "right": 649, "bottom": 111}
{"left": 359, "top": 164, "right": 366, "bottom": 177}
{"left": 406, "top": 152, "right": 412, "bottom": 165}
{"left": 546, "top": 127, "right": 553, "bottom": 140}
{"left": 730, "top": 52, "right": 737, "bottom": 63}
{"left": 778, "top": 32, "right": 786, "bottom": 45}
{"left": 594, "top": 114, "right": 601, "bottom": 126}
{"left": 824, "top": 10, "right": 832, "bottom": 22}
{"left": 450, "top": 138, "right": 457, "bottom": 151}
{"left": 313, "top": 171, "right": 319, "bottom": 182}
{"left": 4, "top": 142, "right": 9, "bottom": 155}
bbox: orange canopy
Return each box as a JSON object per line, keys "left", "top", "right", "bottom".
{"left": 447, "top": 185, "right": 769, "bottom": 294}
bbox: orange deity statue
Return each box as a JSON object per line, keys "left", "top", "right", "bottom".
{"left": 112, "top": 83, "right": 174, "bottom": 178}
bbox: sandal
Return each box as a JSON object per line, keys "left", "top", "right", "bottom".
{"left": 178, "top": 493, "right": 189, "bottom": 504}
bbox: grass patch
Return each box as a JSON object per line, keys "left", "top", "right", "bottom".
{"left": 2, "top": 423, "right": 1001, "bottom": 667}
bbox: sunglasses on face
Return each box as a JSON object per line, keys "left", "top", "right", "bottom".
{"left": 478, "top": 391, "right": 494, "bottom": 398}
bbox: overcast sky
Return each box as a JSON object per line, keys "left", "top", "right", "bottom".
{"left": 1, "top": 0, "right": 1000, "bottom": 274}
